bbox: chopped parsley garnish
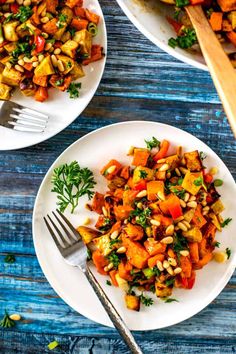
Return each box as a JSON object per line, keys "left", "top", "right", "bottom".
{"left": 164, "top": 298, "right": 179, "bottom": 303}
{"left": 221, "top": 218, "right": 232, "bottom": 228}
{"left": 140, "top": 294, "right": 154, "bottom": 307}
{"left": 149, "top": 284, "right": 155, "bottom": 293}
{"left": 173, "top": 9, "right": 181, "bottom": 20}
{"left": 214, "top": 241, "right": 220, "bottom": 248}
{"left": 226, "top": 247, "right": 231, "bottom": 259}
{"left": 106, "top": 280, "right": 112, "bottom": 286}
{"left": 165, "top": 277, "right": 175, "bottom": 287}
{"left": 109, "top": 239, "right": 121, "bottom": 248}
{"left": 129, "top": 207, "right": 151, "bottom": 228}
{"left": 145, "top": 137, "right": 160, "bottom": 150}
{"left": 172, "top": 188, "right": 186, "bottom": 199}
{"left": 51, "top": 161, "right": 96, "bottom": 213}
{"left": 193, "top": 176, "right": 203, "bottom": 186}
{"left": 177, "top": 177, "right": 183, "bottom": 185}
{"left": 200, "top": 151, "right": 207, "bottom": 160}
{"left": 173, "top": 233, "right": 189, "bottom": 255}
{"left": 10, "top": 41, "right": 32, "bottom": 64}
{"left": 47, "top": 341, "right": 59, "bottom": 350}
{"left": 69, "top": 27, "right": 76, "bottom": 37}
{"left": 214, "top": 179, "right": 223, "bottom": 187}
{"left": 66, "top": 61, "right": 72, "bottom": 68}
{"left": 15, "top": 6, "right": 33, "bottom": 23}
{"left": 67, "top": 82, "right": 81, "bottom": 99}
{"left": 139, "top": 170, "right": 148, "bottom": 179}
{"left": 4, "top": 13, "right": 14, "bottom": 24}
{"left": 55, "top": 79, "right": 64, "bottom": 86}
{"left": 0, "top": 311, "right": 15, "bottom": 328}
{"left": 168, "top": 28, "right": 197, "bottom": 49}
{"left": 107, "top": 251, "right": 121, "bottom": 269}
{"left": 4, "top": 254, "right": 15, "bottom": 264}
{"left": 99, "top": 217, "right": 111, "bottom": 232}
{"left": 57, "top": 13, "right": 67, "bottom": 29}
{"left": 176, "top": 0, "right": 189, "bottom": 6}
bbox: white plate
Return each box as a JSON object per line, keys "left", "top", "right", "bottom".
{"left": 0, "top": 0, "right": 107, "bottom": 151}
{"left": 33, "top": 121, "right": 236, "bottom": 330}
{"left": 116, "top": 0, "right": 208, "bottom": 70}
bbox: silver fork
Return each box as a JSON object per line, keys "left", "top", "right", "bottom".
{"left": 0, "top": 101, "right": 49, "bottom": 133}
{"left": 44, "top": 209, "right": 143, "bottom": 354}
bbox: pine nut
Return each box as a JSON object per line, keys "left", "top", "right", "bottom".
{"left": 168, "top": 257, "right": 177, "bottom": 267}
{"left": 116, "top": 246, "right": 126, "bottom": 254}
{"left": 41, "top": 16, "right": 49, "bottom": 23}
{"left": 102, "top": 206, "right": 108, "bottom": 217}
{"left": 107, "top": 262, "right": 114, "bottom": 270}
{"left": 157, "top": 158, "right": 166, "bottom": 163}
{"left": 166, "top": 172, "right": 171, "bottom": 179}
{"left": 54, "top": 48, "right": 61, "bottom": 55}
{"left": 175, "top": 167, "right": 181, "bottom": 176}
{"left": 174, "top": 267, "right": 182, "bottom": 274}
{"left": 123, "top": 219, "right": 128, "bottom": 225}
{"left": 146, "top": 226, "right": 152, "bottom": 237}
{"left": 41, "top": 8, "right": 47, "bottom": 17}
{"left": 136, "top": 190, "right": 147, "bottom": 198}
{"left": 23, "top": 57, "right": 31, "bottom": 63}
{"left": 150, "top": 219, "right": 160, "bottom": 226}
{"left": 182, "top": 220, "right": 191, "bottom": 229}
{"left": 16, "top": 0, "right": 23, "bottom": 4}
{"left": 42, "top": 32, "right": 49, "bottom": 38}
{"left": 187, "top": 201, "right": 197, "bottom": 208}
{"left": 213, "top": 251, "right": 227, "bottom": 263}
{"left": 51, "top": 54, "right": 58, "bottom": 67}
{"left": 15, "top": 65, "right": 24, "bottom": 72}
{"left": 127, "top": 146, "right": 134, "bottom": 155}
{"left": 159, "top": 163, "right": 169, "bottom": 172}
{"left": 177, "top": 222, "right": 188, "bottom": 232}
{"left": 174, "top": 226, "right": 179, "bottom": 231}
{"left": 174, "top": 216, "right": 184, "bottom": 223}
{"left": 184, "top": 193, "right": 190, "bottom": 202}
{"left": 38, "top": 54, "right": 44, "bottom": 62}
{"left": 49, "top": 47, "right": 54, "bottom": 53}
{"left": 180, "top": 199, "right": 186, "bottom": 208}
{"left": 165, "top": 224, "right": 174, "bottom": 235}
{"left": 9, "top": 314, "right": 21, "bottom": 321}
{"left": 104, "top": 266, "right": 109, "bottom": 272}
{"left": 167, "top": 266, "right": 174, "bottom": 275}
{"left": 181, "top": 157, "right": 186, "bottom": 165}
{"left": 57, "top": 60, "right": 64, "bottom": 72}
{"left": 6, "top": 62, "right": 12, "bottom": 69}
{"left": 156, "top": 260, "right": 164, "bottom": 271}
{"left": 189, "top": 195, "right": 196, "bottom": 201}
{"left": 209, "top": 167, "right": 218, "bottom": 175}
{"left": 45, "top": 42, "right": 52, "bottom": 51}
{"left": 163, "top": 260, "right": 169, "bottom": 269}
{"left": 157, "top": 191, "right": 165, "bottom": 201}
{"left": 32, "top": 61, "right": 39, "bottom": 67}
{"left": 83, "top": 217, "right": 91, "bottom": 225}
{"left": 179, "top": 250, "right": 189, "bottom": 257}
{"left": 161, "top": 236, "right": 174, "bottom": 244}
{"left": 177, "top": 146, "right": 182, "bottom": 157}
{"left": 137, "top": 202, "right": 143, "bottom": 209}
{"left": 31, "top": 56, "right": 38, "bottom": 62}
{"left": 23, "top": 0, "right": 31, "bottom": 5}
{"left": 179, "top": 167, "right": 188, "bottom": 174}
{"left": 106, "top": 165, "right": 116, "bottom": 174}
{"left": 110, "top": 230, "right": 119, "bottom": 239}
{"left": 18, "top": 59, "right": 25, "bottom": 66}
{"left": 203, "top": 206, "right": 210, "bottom": 212}
{"left": 4, "top": 12, "right": 11, "bottom": 18}
{"left": 201, "top": 200, "right": 207, "bottom": 206}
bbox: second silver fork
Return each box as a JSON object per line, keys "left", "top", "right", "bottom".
{"left": 44, "top": 209, "right": 143, "bottom": 354}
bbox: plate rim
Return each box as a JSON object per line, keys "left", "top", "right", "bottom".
{"left": 32, "top": 120, "right": 236, "bottom": 331}
{"left": 0, "top": 0, "right": 107, "bottom": 151}
{"left": 115, "top": 0, "right": 208, "bottom": 72}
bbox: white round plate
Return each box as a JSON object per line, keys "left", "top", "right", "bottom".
{"left": 116, "top": 0, "right": 207, "bottom": 71}
{"left": 33, "top": 121, "right": 236, "bottom": 330}
{"left": 0, "top": 0, "right": 106, "bottom": 151}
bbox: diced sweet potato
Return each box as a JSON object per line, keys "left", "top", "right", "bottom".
{"left": 91, "top": 192, "right": 105, "bottom": 214}
{"left": 183, "top": 226, "right": 202, "bottom": 242}
{"left": 144, "top": 238, "right": 166, "bottom": 257}
{"left": 182, "top": 171, "right": 203, "bottom": 195}
{"left": 155, "top": 282, "right": 172, "bottom": 298}
{"left": 124, "top": 238, "right": 150, "bottom": 269}
{"left": 192, "top": 205, "right": 207, "bottom": 229}
{"left": 209, "top": 12, "right": 223, "bottom": 31}
{"left": 77, "top": 226, "right": 100, "bottom": 244}
{"left": 125, "top": 294, "right": 140, "bottom": 311}
{"left": 118, "top": 261, "right": 133, "bottom": 281}
{"left": 217, "top": 0, "right": 236, "bottom": 12}
{"left": 147, "top": 253, "right": 165, "bottom": 268}
{"left": 147, "top": 181, "right": 164, "bottom": 201}
{"left": 132, "top": 148, "right": 150, "bottom": 167}
{"left": 184, "top": 150, "right": 202, "bottom": 172}
{"left": 124, "top": 223, "right": 144, "bottom": 241}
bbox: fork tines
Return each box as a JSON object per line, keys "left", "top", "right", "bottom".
{"left": 44, "top": 209, "right": 80, "bottom": 249}
{"left": 9, "top": 107, "right": 48, "bottom": 132}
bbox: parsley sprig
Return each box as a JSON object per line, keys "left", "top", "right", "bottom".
{"left": 51, "top": 161, "right": 96, "bottom": 213}
{"left": 4, "top": 254, "right": 15, "bottom": 263}
{"left": 129, "top": 207, "right": 151, "bottom": 228}
{"left": 15, "top": 6, "right": 33, "bottom": 22}
{"left": 145, "top": 137, "right": 160, "bottom": 150}
{"left": 140, "top": 294, "right": 154, "bottom": 307}
{"left": 67, "top": 83, "right": 82, "bottom": 99}
{"left": 221, "top": 218, "right": 232, "bottom": 228}
{"left": 107, "top": 251, "right": 121, "bottom": 269}
{"left": 168, "top": 28, "right": 197, "bottom": 49}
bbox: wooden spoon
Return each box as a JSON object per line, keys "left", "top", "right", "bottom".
{"left": 186, "top": 5, "right": 236, "bottom": 137}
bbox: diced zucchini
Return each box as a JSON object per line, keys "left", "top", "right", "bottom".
{"left": 4, "top": 42, "right": 17, "bottom": 53}
{"left": 183, "top": 209, "right": 195, "bottom": 223}
{"left": 2, "top": 66, "right": 22, "bottom": 86}
{"left": 34, "top": 56, "right": 55, "bottom": 77}
{"left": 61, "top": 40, "right": 78, "bottom": 58}
{"left": 0, "top": 82, "right": 12, "bottom": 100}
{"left": 183, "top": 226, "right": 202, "bottom": 242}
{"left": 211, "top": 200, "right": 225, "bottom": 215}
{"left": 55, "top": 55, "right": 74, "bottom": 74}
{"left": 115, "top": 274, "right": 129, "bottom": 292}
{"left": 73, "top": 29, "right": 92, "bottom": 55}
{"left": 182, "top": 171, "right": 203, "bottom": 195}
{"left": 228, "top": 11, "right": 236, "bottom": 29}
{"left": 70, "top": 61, "right": 85, "bottom": 80}
{"left": 155, "top": 282, "right": 172, "bottom": 298}
{"left": 3, "top": 21, "right": 19, "bottom": 42}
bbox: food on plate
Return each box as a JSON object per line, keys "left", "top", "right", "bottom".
{"left": 76, "top": 137, "right": 232, "bottom": 310}
{"left": 0, "top": 0, "right": 103, "bottom": 101}
{"left": 162, "top": 0, "right": 236, "bottom": 66}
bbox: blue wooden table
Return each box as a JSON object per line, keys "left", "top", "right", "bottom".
{"left": 0, "top": 0, "right": 236, "bottom": 352}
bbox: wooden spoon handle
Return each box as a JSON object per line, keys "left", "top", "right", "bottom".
{"left": 186, "top": 5, "right": 236, "bottom": 137}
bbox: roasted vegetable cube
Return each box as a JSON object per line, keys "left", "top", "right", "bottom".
{"left": 165, "top": 154, "right": 180, "bottom": 170}
{"left": 133, "top": 166, "right": 154, "bottom": 183}
{"left": 115, "top": 274, "right": 129, "bottom": 292}
{"left": 181, "top": 171, "right": 203, "bottom": 195}
{"left": 34, "top": 56, "right": 55, "bottom": 77}
{"left": 155, "top": 282, "right": 172, "bottom": 298}
{"left": 2, "top": 66, "right": 22, "bottom": 86}
{"left": 61, "top": 6, "right": 74, "bottom": 24}
{"left": 70, "top": 62, "right": 85, "bottom": 80}
{"left": 61, "top": 40, "right": 79, "bottom": 58}
{"left": 211, "top": 199, "right": 225, "bottom": 214}
{"left": 56, "top": 55, "right": 74, "bottom": 74}
{"left": 3, "top": 21, "right": 19, "bottom": 42}
{"left": 183, "top": 226, "right": 202, "bottom": 242}
{"left": 125, "top": 294, "right": 140, "bottom": 311}
{"left": 77, "top": 226, "right": 101, "bottom": 244}
{"left": 217, "top": 0, "right": 236, "bottom": 12}
{"left": 4, "top": 42, "right": 17, "bottom": 53}
{"left": 0, "top": 83, "right": 12, "bottom": 100}
{"left": 228, "top": 11, "right": 236, "bottom": 29}
{"left": 20, "top": 78, "right": 37, "bottom": 96}
{"left": 73, "top": 29, "right": 92, "bottom": 55}
{"left": 184, "top": 150, "right": 202, "bottom": 172}
{"left": 132, "top": 148, "right": 150, "bottom": 167}
{"left": 93, "top": 233, "right": 113, "bottom": 256}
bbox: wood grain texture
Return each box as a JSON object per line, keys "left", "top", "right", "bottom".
{"left": 0, "top": 0, "right": 236, "bottom": 352}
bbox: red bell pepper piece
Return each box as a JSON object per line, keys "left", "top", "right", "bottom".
{"left": 181, "top": 272, "right": 196, "bottom": 289}
{"left": 10, "top": 3, "right": 19, "bottom": 13}
{"left": 153, "top": 140, "right": 170, "bottom": 162}
{"left": 34, "top": 35, "right": 46, "bottom": 53}
{"left": 166, "top": 16, "right": 182, "bottom": 34}
{"left": 133, "top": 180, "right": 147, "bottom": 191}
{"left": 190, "top": 0, "right": 204, "bottom": 4}
{"left": 204, "top": 173, "right": 213, "bottom": 184}
{"left": 168, "top": 195, "right": 183, "bottom": 220}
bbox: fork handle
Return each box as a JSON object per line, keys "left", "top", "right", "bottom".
{"left": 83, "top": 266, "right": 143, "bottom": 354}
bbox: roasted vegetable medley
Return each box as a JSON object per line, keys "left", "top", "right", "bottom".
{"left": 0, "top": 0, "right": 103, "bottom": 101}
{"left": 162, "top": 0, "right": 236, "bottom": 66}
{"left": 77, "top": 138, "right": 232, "bottom": 311}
